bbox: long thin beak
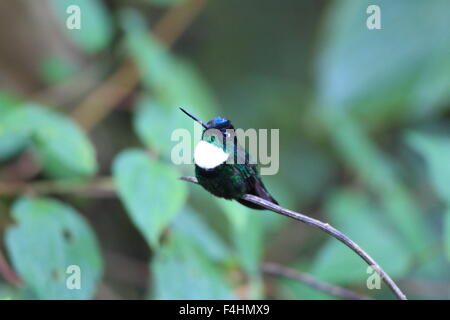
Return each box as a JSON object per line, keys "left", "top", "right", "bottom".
{"left": 179, "top": 107, "right": 208, "bottom": 129}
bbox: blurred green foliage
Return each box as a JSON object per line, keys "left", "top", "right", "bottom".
{"left": 113, "top": 149, "right": 187, "bottom": 247}
{"left": 150, "top": 235, "right": 235, "bottom": 299}
{"left": 50, "top": 0, "right": 113, "bottom": 54}
{"left": 6, "top": 197, "right": 102, "bottom": 299}
{"left": 0, "top": 103, "right": 97, "bottom": 178}
{"left": 0, "top": 0, "right": 449, "bottom": 300}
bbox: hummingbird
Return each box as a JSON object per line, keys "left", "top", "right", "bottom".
{"left": 180, "top": 107, "right": 278, "bottom": 210}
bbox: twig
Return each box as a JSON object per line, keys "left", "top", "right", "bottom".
{"left": 179, "top": 176, "right": 408, "bottom": 300}
{"left": 70, "top": 60, "right": 138, "bottom": 131}
{"left": 262, "top": 262, "right": 372, "bottom": 300}
{"left": 31, "top": 62, "right": 102, "bottom": 108}
{"left": 0, "top": 177, "right": 115, "bottom": 197}
{"left": 0, "top": 250, "right": 22, "bottom": 287}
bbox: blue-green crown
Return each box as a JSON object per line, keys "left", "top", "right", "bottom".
{"left": 207, "top": 117, "right": 233, "bottom": 131}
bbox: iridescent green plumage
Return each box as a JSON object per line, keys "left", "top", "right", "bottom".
{"left": 181, "top": 107, "right": 278, "bottom": 210}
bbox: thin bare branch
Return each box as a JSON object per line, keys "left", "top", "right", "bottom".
{"left": 180, "top": 176, "right": 407, "bottom": 300}
{"left": 262, "top": 262, "right": 372, "bottom": 300}
{"left": 0, "top": 177, "right": 115, "bottom": 197}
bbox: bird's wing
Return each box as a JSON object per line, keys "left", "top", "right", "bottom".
{"left": 232, "top": 142, "right": 278, "bottom": 208}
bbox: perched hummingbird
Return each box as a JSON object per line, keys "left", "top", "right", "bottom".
{"left": 180, "top": 107, "right": 278, "bottom": 210}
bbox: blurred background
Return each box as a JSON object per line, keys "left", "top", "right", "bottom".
{"left": 0, "top": 0, "right": 449, "bottom": 300}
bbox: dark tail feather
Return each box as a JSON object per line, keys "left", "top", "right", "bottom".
{"left": 237, "top": 179, "right": 278, "bottom": 210}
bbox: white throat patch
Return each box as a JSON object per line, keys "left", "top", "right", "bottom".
{"left": 194, "top": 140, "right": 230, "bottom": 169}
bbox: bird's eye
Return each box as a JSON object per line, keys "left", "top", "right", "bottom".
{"left": 210, "top": 136, "right": 216, "bottom": 142}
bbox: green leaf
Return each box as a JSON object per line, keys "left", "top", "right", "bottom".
{"left": 150, "top": 235, "right": 235, "bottom": 299}
{"left": 121, "top": 9, "right": 218, "bottom": 114}
{"left": 216, "top": 199, "right": 265, "bottom": 298}
{"left": 123, "top": 9, "right": 220, "bottom": 162}
{"left": 0, "top": 93, "right": 28, "bottom": 161}
{"left": 39, "top": 55, "right": 76, "bottom": 85}
{"left": 172, "top": 207, "right": 232, "bottom": 263}
{"left": 326, "top": 116, "right": 430, "bottom": 253}
{"left": 444, "top": 207, "right": 450, "bottom": 263}
{"left": 133, "top": 95, "right": 189, "bottom": 159}
{"left": 217, "top": 200, "right": 264, "bottom": 274}
{"left": 113, "top": 149, "right": 187, "bottom": 247}
{"left": 0, "top": 284, "right": 22, "bottom": 300}
{"left": 120, "top": 9, "right": 172, "bottom": 88}
{"left": 5, "top": 197, "right": 103, "bottom": 299}
{"left": 312, "top": 189, "right": 411, "bottom": 286}
{"left": 405, "top": 131, "right": 450, "bottom": 264}
{"left": 276, "top": 141, "right": 337, "bottom": 209}
{"left": 317, "top": 0, "right": 450, "bottom": 127}
{"left": 0, "top": 104, "right": 97, "bottom": 179}
{"left": 160, "top": 58, "right": 219, "bottom": 114}
{"left": 0, "top": 93, "right": 20, "bottom": 112}
{"left": 406, "top": 131, "right": 450, "bottom": 203}
{"left": 406, "top": 247, "right": 450, "bottom": 299}
{"left": 50, "top": 0, "right": 113, "bottom": 54}
{"left": 413, "top": 254, "right": 450, "bottom": 280}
